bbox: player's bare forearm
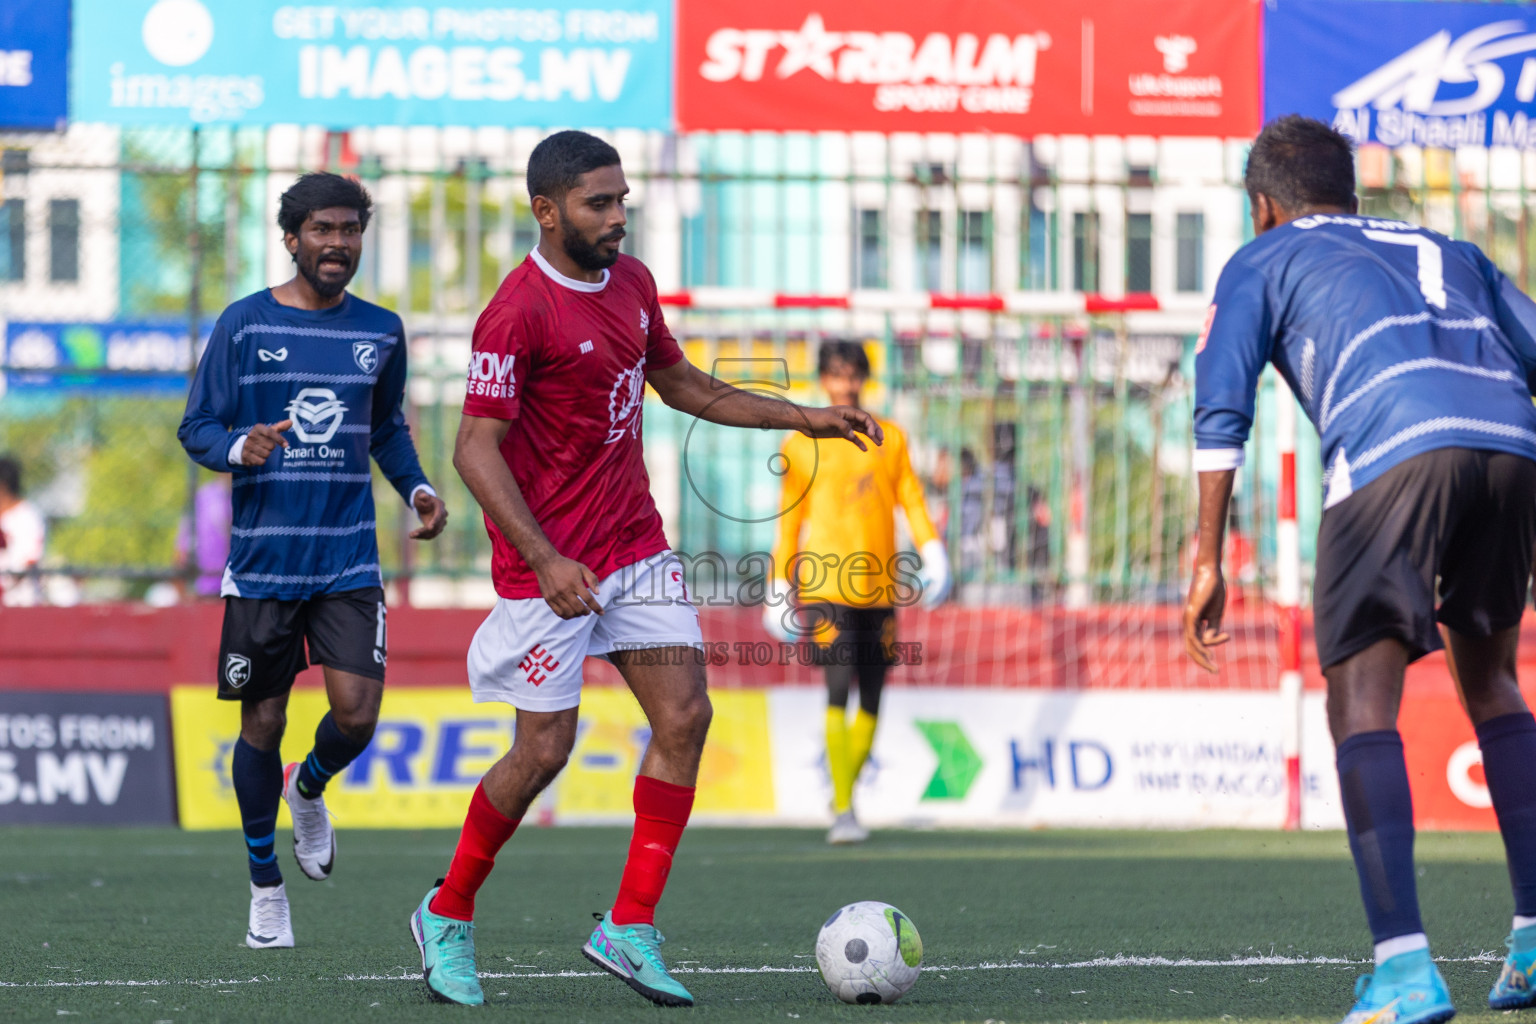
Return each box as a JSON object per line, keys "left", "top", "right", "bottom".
{"left": 452, "top": 415, "right": 559, "bottom": 569}
{"left": 646, "top": 360, "right": 884, "bottom": 448}
{"left": 1183, "top": 469, "right": 1236, "bottom": 672}
{"left": 646, "top": 360, "right": 798, "bottom": 426}
{"left": 1193, "top": 469, "right": 1235, "bottom": 573}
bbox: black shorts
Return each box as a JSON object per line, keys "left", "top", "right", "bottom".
{"left": 804, "top": 604, "right": 898, "bottom": 667}
{"left": 1313, "top": 448, "right": 1536, "bottom": 670}
{"left": 217, "top": 587, "right": 387, "bottom": 701}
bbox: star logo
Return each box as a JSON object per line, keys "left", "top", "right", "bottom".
{"left": 776, "top": 13, "right": 844, "bottom": 80}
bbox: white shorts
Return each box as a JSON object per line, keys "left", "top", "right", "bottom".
{"left": 467, "top": 550, "right": 704, "bottom": 712}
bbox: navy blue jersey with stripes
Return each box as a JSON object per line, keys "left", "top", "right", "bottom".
{"left": 1195, "top": 214, "right": 1536, "bottom": 506}
{"left": 178, "top": 289, "right": 431, "bottom": 599}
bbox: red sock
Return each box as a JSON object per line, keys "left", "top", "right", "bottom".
{"left": 611, "top": 776, "right": 695, "bottom": 926}
{"left": 429, "top": 782, "right": 520, "bottom": 922}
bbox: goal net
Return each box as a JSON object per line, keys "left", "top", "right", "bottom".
{"left": 645, "top": 292, "right": 1294, "bottom": 695}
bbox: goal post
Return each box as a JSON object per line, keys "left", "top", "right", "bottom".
{"left": 647, "top": 288, "right": 1297, "bottom": 806}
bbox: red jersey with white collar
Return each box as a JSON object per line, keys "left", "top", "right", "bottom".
{"left": 464, "top": 249, "right": 684, "bottom": 599}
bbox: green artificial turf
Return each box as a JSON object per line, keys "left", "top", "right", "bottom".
{"left": 0, "top": 827, "right": 1524, "bottom": 1023}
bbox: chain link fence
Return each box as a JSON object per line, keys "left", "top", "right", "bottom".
{"left": 1, "top": 122, "right": 1521, "bottom": 607}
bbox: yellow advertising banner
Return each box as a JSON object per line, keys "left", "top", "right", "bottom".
{"left": 170, "top": 685, "right": 775, "bottom": 830}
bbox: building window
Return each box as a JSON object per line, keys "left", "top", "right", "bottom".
{"left": 1021, "top": 195, "right": 1055, "bottom": 290}
{"left": 915, "top": 209, "right": 942, "bottom": 291}
{"left": 1126, "top": 213, "right": 1152, "bottom": 293}
{"left": 49, "top": 199, "right": 79, "bottom": 283}
{"left": 0, "top": 199, "right": 22, "bottom": 282}
{"left": 1176, "top": 212, "right": 1204, "bottom": 292}
{"left": 958, "top": 210, "right": 991, "bottom": 293}
{"left": 1072, "top": 211, "right": 1100, "bottom": 292}
{"left": 853, "top": 208, "right": 885, "bottom": 289}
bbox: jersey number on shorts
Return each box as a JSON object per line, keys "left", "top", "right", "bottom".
{"left": 1363, "top": 229, "right": 1447, "bottom": 309}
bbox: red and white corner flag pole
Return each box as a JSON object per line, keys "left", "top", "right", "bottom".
{"left": 1276, "top": 375, "right": 1304, "bottom": 830}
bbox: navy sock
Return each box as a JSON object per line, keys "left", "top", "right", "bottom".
{"left": 1336, "top": 730, "right": 1424, "bottom": 942}
{"left": 232, "top": 737, "right": 283, "bottom": 887}
{"left": 295, "top": 712, "right": 370, "bottom": 799}
{"left": 1476, "top": 712, "right": 1536, "bottom": 916}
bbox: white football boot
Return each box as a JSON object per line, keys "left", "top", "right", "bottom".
{"left": 827, "top": 809, "right": 869, "bottom": 845}
{"left": 283, "top": 762, "right": 335, "bottom": 880}
{"left": 246, "top": 881, "right": 294, "bottom": 948}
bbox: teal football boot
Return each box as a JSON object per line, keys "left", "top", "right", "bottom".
{"left": 1489, "top": 923, "right": 1536, "bottom": 1010}
{"left": 582, "top": 910, "right": 694, "bottom": 1007}
{"left": 1340, "top": 948, "right": 1454, "bottom": 1024}
{"left": 409, "top": 881, "right": 484, "bottom": 1006}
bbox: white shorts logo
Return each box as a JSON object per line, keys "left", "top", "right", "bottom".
{"left": 286, "top": 387, "right": 349, "bottom": 443}
{"left": 353, "top": 341, "right": 379, "bottom": 374}
{"left": 225, "top": 653, "right": 251, "bottom": 688}
{"left": 606, "top": 356, "right": 646, "bottom": 444}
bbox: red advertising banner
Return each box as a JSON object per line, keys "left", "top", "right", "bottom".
{"left": 676, "top": 0, "right": 1259, "bottom": 135}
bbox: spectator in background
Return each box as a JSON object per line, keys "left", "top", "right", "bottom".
{"left": 0, "top": 456, "right": 46, "bottom": 607}
{"left": 175, "top": 475, "right": 233, "bottom": 599}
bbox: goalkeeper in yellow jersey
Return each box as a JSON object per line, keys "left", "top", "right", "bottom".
{"left": 765, "top": 340, "right": 951, "bottom": 844}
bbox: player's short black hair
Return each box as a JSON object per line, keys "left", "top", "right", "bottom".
{"left": 277, "top": 172, "right": 373, "bottom": 236}
{"left": 526, "top": 130, "right": 622, "bottom": 204}
{"left": 1245, "top": 115, "right": 1357, "bottom": 211}
{"left": 0, "top": 456, "right": 20, "bottom": 497}
{"left": 818, "top": 340, "right": 870, "bottom": 377}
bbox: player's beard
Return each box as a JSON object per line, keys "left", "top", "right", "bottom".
{"left": 559, "top": 208, "right": 624, "bottom": 271}
{"left": 295, "top": 244, "right": 357, "bottom": 299}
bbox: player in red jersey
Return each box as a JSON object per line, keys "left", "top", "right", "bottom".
{"left": 408, "top": 130, "right": 882, "bottom": 1008}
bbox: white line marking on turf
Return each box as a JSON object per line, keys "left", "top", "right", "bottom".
{"left": 2, "top": 953, "right": 1509, "bottom": 990}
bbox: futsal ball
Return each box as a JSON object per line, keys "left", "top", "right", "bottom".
{"left": 814, "top": 901, "right": 923, "bottom": 1004}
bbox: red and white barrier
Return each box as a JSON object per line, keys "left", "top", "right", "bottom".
{"left": 657, "top": 290, "right": 1162, "bottom": 314}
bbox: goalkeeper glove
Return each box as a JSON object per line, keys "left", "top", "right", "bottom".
{"left": 917, "top": 539, "right": 952, "bottom": 610}
{"left": 762, "top": 577, "right": 796, "bottom": 642}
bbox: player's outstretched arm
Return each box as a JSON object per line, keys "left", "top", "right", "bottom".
{"left": 1183, "top": 469, "right": 1235, "bottom": 673}
{"left": 453, "top": 413, "right": 602, "bottom": 619}
{"left": 645, "top": 359, "right": 884, "bottom": 449}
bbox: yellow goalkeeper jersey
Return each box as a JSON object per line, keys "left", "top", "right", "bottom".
{"left": 772, "top": 418, "right": 940, "bottom": 608}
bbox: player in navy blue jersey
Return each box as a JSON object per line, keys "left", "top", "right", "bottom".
{"left": 1185, "top": 116, "right": 1536, "bottom": 1024}
{"left": 179, "top": 172, "right": 448, "bottom": 950}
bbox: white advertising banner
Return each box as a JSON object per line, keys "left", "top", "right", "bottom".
{"left": 769, "top": 688, "right": 1344, "bottom": 830}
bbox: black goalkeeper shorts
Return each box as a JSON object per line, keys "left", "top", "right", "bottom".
{"left": 803, "top": 603, "right": 898, "bottom": 667}
{"left": 217, "top": 587, "right": 386, "bottom": 700}
{"left": 1313, "top": 448, "right": 1536, "bottom": 670}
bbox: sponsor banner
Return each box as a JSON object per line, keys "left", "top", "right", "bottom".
{"left": 171, "top": 685, "right": 773, "bottom": 829}
{"left": 3, "top": 321, "right": 211, "bottom": 393}
{"left": 677, "top": 0, "right": 1258, "bottom": 135}
{"left": 1265, "top": 0, "right": 1536, "bottom": 150}
{"left": 73, "top": 0, "right": 672, "bottom": 128}
{"left": 0, "top": 692, "right": 175, "bottom": 825}
{"left": 772, "top": 688, "right": 1345, "bottom": 829}
{"left": 1399, "top": 692, "right": 1496, "bottom": 831}
{"left": 0, "top": 0, "right": 69, "bottom": 130}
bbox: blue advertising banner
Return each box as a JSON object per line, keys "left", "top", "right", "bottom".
{"left": 72, "top": 0, "right": 672, "bottom": 128}
{"left": 0, "top": 0, "right": 69, "bottom": 130}
{"left": 1266, "top": 0, "right": 1536, "bottom": 149}
{"left": 2, "top": 321, "right": 211, "bottom": 394}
